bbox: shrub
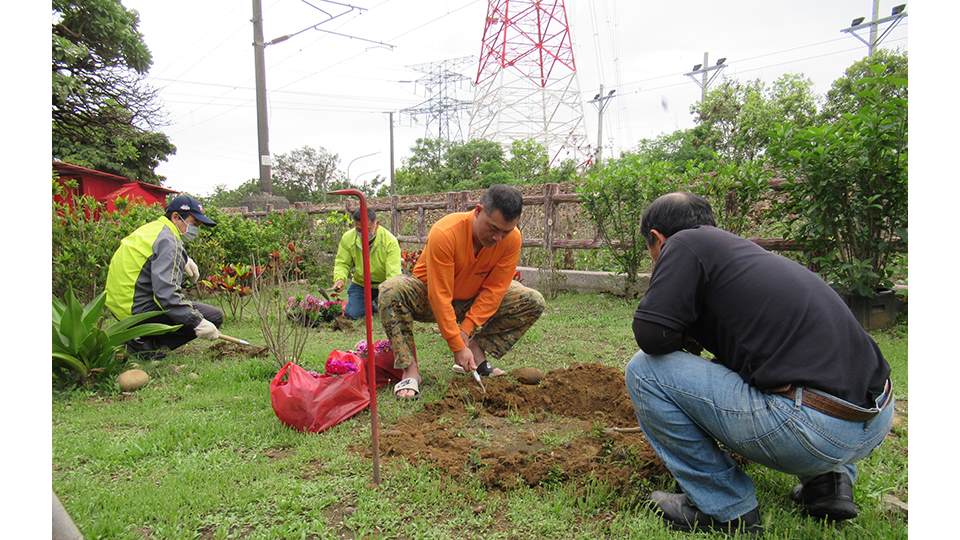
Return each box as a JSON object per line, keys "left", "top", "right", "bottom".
{"left": 198, "top": 263, "right": 260, "bottom": 321}
{"left": 577, "top": 154, "right": 682, "bottom": 296}
{"left": 685, "top": 159, "right": 773, "bottom": 236}
{"left": 769, "top": 63, "right": 907, "bottom": 296}
{"left": 52, "top": 179, "right": 164, "bottom": 303}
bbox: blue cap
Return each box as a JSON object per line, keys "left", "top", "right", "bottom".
{"left": 166, "top": 194, "right": 216, "bottom": 226}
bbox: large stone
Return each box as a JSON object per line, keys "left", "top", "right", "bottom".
{"left": 513, "top": 367, "right": 545, "bottom": 385}
{"left": 117, "top": 369, "right": 150, "bottom": 392}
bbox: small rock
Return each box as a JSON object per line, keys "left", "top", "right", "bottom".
{"left": 472, "top": 504, "right": 485, "bottom": 514}
{"left": 343, "top": 506, "right": 356, "bottom": 516}
{"left": 188, "top": 372, "right": 200, "bottom": 380}
{"left": 513, "top": 367, "right": 544, "bottom": 385}
{"left": 882, "top": 494, "right": 908, "bottom": 516}
{"left": 117, "top": 369, "right": 150, "bottom": 392}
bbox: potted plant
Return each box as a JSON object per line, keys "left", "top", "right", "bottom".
{"left": 769, "top": 56, "right": 907, "bottom": 329}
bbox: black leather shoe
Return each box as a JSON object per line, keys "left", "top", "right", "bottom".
{"left": 790, "top": 471, "right": 859, "bottom": 521}
{"left": 650, "top": 491, "right": 762, "bottom": 536}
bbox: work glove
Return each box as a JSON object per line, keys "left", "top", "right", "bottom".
{"left": 194, "top": 318, "right": 220, "bottom": 340}
{"left": 184, "top": 257, "right": 200, "bottom": 284}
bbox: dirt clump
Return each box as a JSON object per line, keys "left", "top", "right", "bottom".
{"left": 368, "top": 363, "right": 667, "bottom": 491}
{"left": 208, "top": 341, "right": 269, "bottom": 360}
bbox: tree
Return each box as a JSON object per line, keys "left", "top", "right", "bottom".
{"left": 443, "top": 139, "right": 509, "bottom": 189}
{"left": 506, "top": 139, "right": 549, "bottom": 183}
{"left": 820, "top": 49, "right": 907, "bottom": 121}
{"left": 690, "top": 74, "right": 818, "bottom": 163}
{"left": 395, "top": 138, "right": 451, "bottom": 194}
{"left": 272, "top": 145, "right": 342, "bottom": 203}
{"left": 202, "top": 179, "right": 261, "bottom": 208}
{"left": 52, "top": 0, "right": 176, "bottom": 183}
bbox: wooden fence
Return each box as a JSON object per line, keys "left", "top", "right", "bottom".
{"left": 223, "top": 183, "right": 803, "bottom": 261}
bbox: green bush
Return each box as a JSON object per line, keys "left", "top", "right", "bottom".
{"left": 53, "top": 178, "right": 352, "bottom": 302}
{"left": 53, "top": 179, "right": 164, "bottom": 302}
{"left": 577, "top": 154, "right": 683, "bottom": 296}
{"left": 769, "top": 62, "right": 907, "bottom": 296}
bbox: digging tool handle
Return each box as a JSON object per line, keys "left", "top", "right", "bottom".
{"left": 219, "top": 334, "right": 251, "bottom": 346}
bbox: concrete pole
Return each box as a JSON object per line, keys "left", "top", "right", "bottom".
{"left": 252, "top": 0, "right": 272, "bottom": 193}
{"left": 701, "top": 51, "right": 709, "bottom": 104}
{"left": 596, "top": 84, "right": 604, "bottom": 164}
{"left": 868, "top": 0, "right": 880, "bottom": 56}
{"left": 389, "top": 112, "right": 396, "bottom": 196}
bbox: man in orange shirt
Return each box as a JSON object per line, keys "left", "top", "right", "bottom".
{"left": 379, "top": 185, "right": 547, "bottom": 399}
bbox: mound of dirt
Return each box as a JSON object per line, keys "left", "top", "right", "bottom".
{"left": 207, "top": 341, "right": 269, "bottom": 360}
{"left": 365, "top": 363, "right": 668, "bottom": 491}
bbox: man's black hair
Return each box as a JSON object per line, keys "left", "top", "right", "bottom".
{"left": 480, "top": 184, "right": 523, "bottom": 221}
{"left": 640, "top": 192, "right": 716, "bottom": 245}
{"left": 351, "top": 207, "right": 377, "bottom": 223}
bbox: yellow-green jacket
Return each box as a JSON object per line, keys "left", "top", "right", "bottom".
{"left": 105, "top": 216, "right": 203, "bottom": 326}
{"left": 333, "top": 226, "right": 401, "bottom": 288}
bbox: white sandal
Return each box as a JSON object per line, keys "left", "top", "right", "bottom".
{"left": 393, "top": 377, "right": 420, "bottom": 400}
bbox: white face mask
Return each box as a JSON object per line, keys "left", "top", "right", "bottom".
{"left": 184, "top": 223, "right": 200, "bottom": 241}
{"left": 175, "top": 213, "right": 199, "bottom": 241}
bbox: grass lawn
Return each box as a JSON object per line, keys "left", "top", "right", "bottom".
{"left": 52, "top": 292, "right": 908, "bottom": 539}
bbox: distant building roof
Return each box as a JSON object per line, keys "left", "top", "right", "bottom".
{"left": 53, "top": 161, "right": 180, "bottom": 194}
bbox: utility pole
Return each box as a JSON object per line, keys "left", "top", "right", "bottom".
{"left": 252, "top": 0, "right": 272, "bottom": 193}
{"left": 841, "top": 2, "right": 907, "bottom": 57}
{"left": 868, "top": 0, "right": 880, "bottom": 56}
{"left": 587, "top": 85, "right": 616, "bottom": 164}
{"left": 249, "top": 0, "right": 394, "bottom": 198}
{"left": 684, "top": 52, "right": 727, "bottom": 105}
{"left": 388, "top": 112, "right": 395, "bottom": 196}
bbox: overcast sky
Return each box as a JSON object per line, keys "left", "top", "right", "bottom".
{"left": 122, "top": 0, "right": 909, "bottom": 195}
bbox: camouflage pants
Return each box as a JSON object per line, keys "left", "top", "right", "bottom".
{"left": 378, "top": 275, "right": 546, "bottom": 369}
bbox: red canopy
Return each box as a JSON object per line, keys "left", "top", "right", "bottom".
{"left": 102, "top": 183, "right": 161, "bottom": 212}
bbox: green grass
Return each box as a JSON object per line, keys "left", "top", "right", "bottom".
{"left": 52, "top": 292, "right": 908, "bottom": 539}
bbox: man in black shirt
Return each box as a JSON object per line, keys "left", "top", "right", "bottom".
{"left": 626, "top": 192, "right": 893, "bottom": 535}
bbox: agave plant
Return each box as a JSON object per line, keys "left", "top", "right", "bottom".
{"left": 52, "top": 289, "right": 181, "bottom": 384}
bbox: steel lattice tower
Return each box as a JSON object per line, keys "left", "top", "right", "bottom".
{"left": 469, "top": 0, "right": 588, "bottom": 164}
{"left": 401, "top": 56, "right": 474, "bottom": 142}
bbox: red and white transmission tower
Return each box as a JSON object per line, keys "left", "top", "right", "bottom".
{"left": 469, "top": 0, "right": 588, "bottom": 164}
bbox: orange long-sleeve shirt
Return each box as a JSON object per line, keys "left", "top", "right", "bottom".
{"left": 413, "top": 211, "right": 521, "bottom": 352}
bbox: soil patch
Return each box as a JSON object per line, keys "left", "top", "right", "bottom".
{"left": 263, "top": 446, "right": 294, "bottom": 460}
{"left": 207, "top": 341, "right": 269, "bottom": 360}
{"left": 367, "top": 363, "right": 667, "bottom": 491}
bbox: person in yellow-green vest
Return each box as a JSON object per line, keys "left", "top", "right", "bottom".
{"left": 105, "top": 194, "right": 223, "bottom": 359}
{"left": 332, "top": 207, "right": 402, "bottom": 319}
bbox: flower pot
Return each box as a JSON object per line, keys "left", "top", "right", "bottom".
{"left": 840, "top": 288, "right": 904, "bottom": 331}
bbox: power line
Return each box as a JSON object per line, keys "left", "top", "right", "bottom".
{"left": 176, "top": 0, "right": 481, "bottom": 132}
{"left": 616, "top": 27, "right": 906, "bottom": 91}
{"left": 725, "top": 37, "right": 908, "bottom": 77}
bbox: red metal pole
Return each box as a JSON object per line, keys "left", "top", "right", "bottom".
{"left": 329, "top": 189, "right": 380, "bottom": 485}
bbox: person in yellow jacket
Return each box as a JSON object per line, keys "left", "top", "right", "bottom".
{"left": 105, "top": 194, "right": 223, "bottom": 359}
{"left": 332, "top": 208, "right": 402, "bottom": 319}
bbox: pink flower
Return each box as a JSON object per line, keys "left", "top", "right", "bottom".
{"left": 325, "top": 360, "right": 359, "bottom": 375}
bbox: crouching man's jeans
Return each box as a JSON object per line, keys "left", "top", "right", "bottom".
{"left": 625, "top": 349, "right": 894, "bottom": 522}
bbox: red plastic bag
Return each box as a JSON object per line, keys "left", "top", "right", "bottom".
{"left": 270, "top": 351, "right": 369, "bottom": 433}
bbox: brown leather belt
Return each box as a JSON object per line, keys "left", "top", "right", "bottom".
{"left": 773, "top": 380, "right": 892, "bottom": 422}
